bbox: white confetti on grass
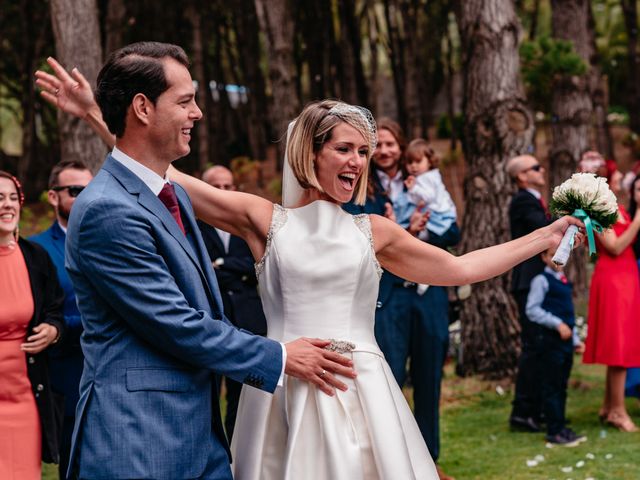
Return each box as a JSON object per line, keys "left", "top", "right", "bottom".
{"left": 561, "top": 466, "right": 573, "bottom": 473}
{"left": 576, "top": 460, "right": 585, "bottom": 468}
{"left": 534, "top": 454, "right": 545, "bottom": 462}
{"left": 586, "top": 453, "right": 595, "bottom": 460}
{"left": 526, "top": 460, "right": 538, "bottom": 467}
{"left": 605, "top": 453, "right": 613, "bottom": 460}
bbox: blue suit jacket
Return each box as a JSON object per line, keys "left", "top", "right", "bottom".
{"left": 31, "top": 221, "right": 84, "bottom": 417}
{"left": 65, "top": 156, "right": 282, "bottom": 479}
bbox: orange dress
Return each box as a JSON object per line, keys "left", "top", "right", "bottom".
{"left": 0, "top": 245, "right": 40, "bottom": 480}
{"left": 584, "top": 206, "right": 640, "bottom": 367}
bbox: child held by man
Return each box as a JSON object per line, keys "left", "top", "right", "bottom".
{"left": 526, "top": 248, "right": 587, "bottom": 446}
{"left": 403, "top": 139, "right": 459, "bottom": 249}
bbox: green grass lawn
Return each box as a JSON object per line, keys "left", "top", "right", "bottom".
{"left": 43, "top": 359, "right": 639, "bottom": 479}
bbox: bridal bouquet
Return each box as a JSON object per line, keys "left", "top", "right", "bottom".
{"left": 549, "top": 172, "right": 618, "bottom": 266}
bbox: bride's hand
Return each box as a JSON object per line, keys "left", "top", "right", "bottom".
{"left": 284, "top": 338, "right": 357, "bottom": 396}
{"left": 35, "top": 57, "right": 98, "bottom": 119}
{"left": 545, "top": 215, "right": 585, "bottom": 249}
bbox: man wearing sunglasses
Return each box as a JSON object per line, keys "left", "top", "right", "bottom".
{"left": 30, "top": 159, "right": 93, "bottom": 478}
{"left": 505, "top": 154, "right": 551, "bottom": 433}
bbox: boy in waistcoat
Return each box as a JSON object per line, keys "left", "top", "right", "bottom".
{"left": 525, "top": 248, "right": 587, "bottom": 446}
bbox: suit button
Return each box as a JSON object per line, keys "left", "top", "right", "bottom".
{"left": 376, "top": 301, "right": 383, "bottom": 309}
{"left": 28, "top": 357, "right": 35, "bottom": 364}
{"left": 37, "top": 384, "right": 44, "bottom": 391}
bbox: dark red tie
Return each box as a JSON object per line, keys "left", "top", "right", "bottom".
{"left": 539, "top": 197, "right": 550, "bottom": 219}
{"left": 158, "top": 183, "right": 186, "bottom": 235}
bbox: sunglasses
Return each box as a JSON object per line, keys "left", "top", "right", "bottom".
{"left": 523, "top": 164, "right": 542, "bottom": 173}
{"left": 52, "top": 185, "right": 85, "bottom": 197}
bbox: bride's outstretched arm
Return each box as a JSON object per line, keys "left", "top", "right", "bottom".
{"left": 35, "top": 57, "right": 116, "bottom": 148}
{"left": 168, "top": 166, "right": 273, "bottom": 257}
{"left": 371, "top": 215, "right": 584, "bottom": 286}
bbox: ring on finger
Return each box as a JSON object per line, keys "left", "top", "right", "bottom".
{"left": 55, "top": 88, "right": 60, "bottom": 96}
{"left": 319, "top": 369, "right": 327, "bottom": 378}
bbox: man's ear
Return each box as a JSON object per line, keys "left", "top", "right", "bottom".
{"left": 130, "top": 93, "right": 152, "bottom": 126}
{"left": 47, "top": 189, "right": 59, "bottom": 209}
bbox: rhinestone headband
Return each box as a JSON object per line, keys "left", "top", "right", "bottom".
{"left": 327, "top": 104, "right": 378, "bottom": 154}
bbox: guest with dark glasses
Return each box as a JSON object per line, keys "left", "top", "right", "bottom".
{"left": 30, "top": 160, "right": 93, "bottom": 478}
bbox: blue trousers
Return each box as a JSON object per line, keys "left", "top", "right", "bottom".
{"left": 374, "top": 284, "right": 449, "bottom": 461}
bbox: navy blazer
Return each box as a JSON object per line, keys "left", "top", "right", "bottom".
{"left": 31, "top": 221, "right": 83, "bottom": 417}
{"left": 509, "top": 189, "right": 551, "bottom": 292}
{"left": 65, "top": 156, "right": 282, "bottom": 479}
{"left": 198, "top": 221, "right": 268, "bottom": 335}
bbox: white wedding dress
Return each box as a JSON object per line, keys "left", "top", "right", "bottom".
{"left": 231, "top": 200, "right": 438, "bottom": 480}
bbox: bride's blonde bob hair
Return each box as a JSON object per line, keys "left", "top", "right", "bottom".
{"left": 286, "top": 99, "right": 377, "bottom": 206}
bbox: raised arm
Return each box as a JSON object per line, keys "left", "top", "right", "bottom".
{"left": 35, "top": 57, "right": 115, "bottom": 148}
{"left": 597, "top": 208, "right": 640, "bottom": 257}
{"left": 169, "top": 166, "right": 273, "bottom": 259}
{"left": 371, "top": 214, "right": 583, "bottom": 286}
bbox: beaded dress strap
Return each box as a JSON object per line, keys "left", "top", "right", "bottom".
{"left": 255, "top": 204, "right": 288, "bottom": 277}
{"left": 353, "top": 214, "right": 383, "bottom": 279}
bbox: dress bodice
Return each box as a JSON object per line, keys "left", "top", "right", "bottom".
{"left": 256, "top": 200, "right": 382, "bottom": 349}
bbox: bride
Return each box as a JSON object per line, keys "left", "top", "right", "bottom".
{"left": 37, "top": 60, "right": 582, "bottom": 479}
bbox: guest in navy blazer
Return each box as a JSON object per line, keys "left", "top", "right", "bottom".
{"left": 197, "top": 165, "right": 268, "bottom": 440}
{"left": 505, "top": 154, "right": 551, "bottom": 433}
{"left": 30, "top": 159, "right": 93, "bottom": 479}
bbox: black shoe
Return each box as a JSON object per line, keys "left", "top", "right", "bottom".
{"left": 509, "top": 415, "right": 541, "bottom": 432}
{"left": 545, "top": 428, "right": 587, "bottom": 447}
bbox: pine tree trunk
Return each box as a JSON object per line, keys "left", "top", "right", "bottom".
{"left": 255, "top": 0, "right": 300, "bottom": 169}
{"left": 50, "top": 0, "right": 107, "bottom": 172}
{"left": 456, "top": 0, "right": 534, "bottom": 378}
{"left": 621, "top": 0, "right": 640, "bottom": 134}
{"left": 550, "top": 0, "right": 595, "bottom": 297}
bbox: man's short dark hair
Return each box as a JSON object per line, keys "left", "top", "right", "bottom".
{"left": 95, "top": 42, "right": 190, "bottom": 138}
{"left": 48, "top": 160, "right": 91, "bottom": 189}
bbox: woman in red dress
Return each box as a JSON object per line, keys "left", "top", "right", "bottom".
{"left": 583, "top": 159, "right": 640, "bottom": 432}
{"left": 0, "top": 172, "right": 64, "bottom": 479}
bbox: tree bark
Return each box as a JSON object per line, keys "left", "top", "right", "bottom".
{"left": 455, "top": 0, "right": 534, "bottom": 378}
{"left": 50, "top": 0, "right": 107, "bottom": 172}
{"left": 621, "top": 0, "right": 640, "bottom": 134}
{"left": 255, "top": 0, "right": 300, "bottom": 169}
{"left": 104, "top": 0, "right": 126, "bottom": 55}
{"left": 185, "top": 4, "right": 209, "bottom": 174}
{"left": 550, "top": 0, "right": 597, "bottom": 297}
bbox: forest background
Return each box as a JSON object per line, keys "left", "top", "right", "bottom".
{"left": 2, "top": 0, "right": 640, "bottom": 379}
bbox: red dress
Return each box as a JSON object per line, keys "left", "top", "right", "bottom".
{"left": 584, "top": 206, "right": 640, "bottom": 367}
{"left": 0, "top": 246, "right": 40, "bottom": 480}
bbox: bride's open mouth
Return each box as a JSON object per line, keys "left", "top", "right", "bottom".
{"left": 338, "top": 172, "right": 356, "bottom": 190}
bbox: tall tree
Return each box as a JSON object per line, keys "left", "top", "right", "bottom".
{"left": 50, "top": 0, "right": 107, "bottom": 172}
{"left": 621, "top": 0, "right": 640, "bottom": 134}
{"left": 255, "top": 0, "right": 300, "bottom": 168}
{"left": 455, "top": 0, "right": 534, "bottom": 378}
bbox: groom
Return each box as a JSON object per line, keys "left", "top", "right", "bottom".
{"left": 65, "top": 42, "right": 353, "bottom": 480}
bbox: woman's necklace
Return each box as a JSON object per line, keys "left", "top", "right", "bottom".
{"left": 0, "top": 237, "right": 17, "bottom": 255}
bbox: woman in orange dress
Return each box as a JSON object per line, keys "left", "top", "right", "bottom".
{"left": 583, "top": 160, "right": 640, "bottom": 432}
{"left": 0, "top": 171, "right": 64, "bottom": 479}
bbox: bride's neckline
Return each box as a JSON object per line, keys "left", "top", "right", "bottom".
{"left": 286, "top": 198, "right": 342, "bottom": 211}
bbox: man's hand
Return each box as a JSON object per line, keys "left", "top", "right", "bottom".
{"left": 407, "top": 202, "right": 429, "bottom": 236}
{"left": 574, "top": 342, "right": 585, "bottom": 354}
{"left": 383, "top": 202, "right": 396, "bottom": 223}
{"left": 21, "top": 323, "right": 59, "bottom": 354}
{"left": 284, "top": 338, "right": 357, "bottom": 396}
{"left": 404, "top": 175, "right": 416, "bottom": 190}
{"left": 557, "top": 322, "right": 572, "bottom": 341}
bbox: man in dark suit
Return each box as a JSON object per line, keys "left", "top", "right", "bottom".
{"left": 30, "top": 159, "right": 93, "bottom": 479}
{"left": 506, "top": 154, "right": 551, "bottom": 432}
{"left": 197, "top": 165, "right": 267, "bottom": 440}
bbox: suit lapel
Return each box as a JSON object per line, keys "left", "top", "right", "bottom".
{"left": 173, "top": 185, "right": 225, "bottom": 315}
{"left": 102, "top": 157, "right": 204, "bottom": 279}
{"left": 50, "top": 222, "right": 66, "bottom": 258}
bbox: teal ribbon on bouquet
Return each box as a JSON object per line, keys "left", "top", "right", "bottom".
{"left": 572, "top": 208, "right": 603, "bottom": 256}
